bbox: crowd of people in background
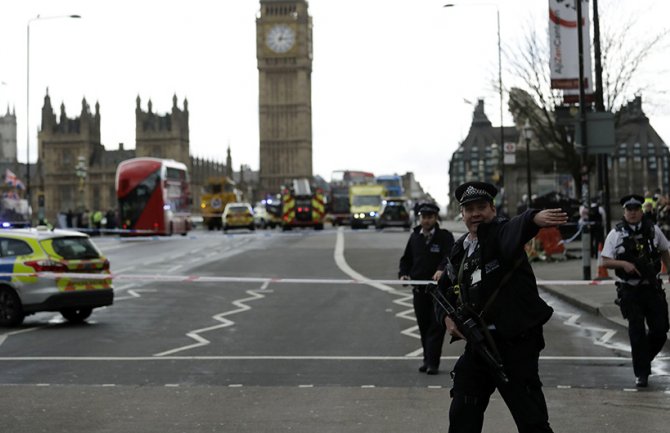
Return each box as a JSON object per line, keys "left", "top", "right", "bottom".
{"left": 54, "top": 208, "right": 119, "bottom": 235}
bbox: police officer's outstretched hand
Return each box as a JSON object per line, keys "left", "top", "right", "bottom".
{"left": 533, "top": 208, "right": 569, "bottom": 227}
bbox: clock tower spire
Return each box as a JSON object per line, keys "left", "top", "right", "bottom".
{"left": 256, "top": 0, "right": 313, "bottom": 195}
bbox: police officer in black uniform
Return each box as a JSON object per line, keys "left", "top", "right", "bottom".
{"left": 399, "top": 202, "right": 455, "bottom": 375}
{"left": 438, "top": 181, "right": 566, "bottom": 433}
{"left": 601, "top": 194, "right": 670, "bottom": 387}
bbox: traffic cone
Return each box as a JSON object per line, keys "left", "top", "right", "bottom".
{"left": 662, "top": 261, "right": 667, "bottom": 275}
{"left": 596, "top": 242, "right": 609, "bottom": 279}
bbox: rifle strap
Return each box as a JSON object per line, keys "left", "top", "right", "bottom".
{"left": 475, "top": 256, "right": 526, "bottom": 364}
{"left": 454, "top": 247, "right": 469, "bottom": 298}
{"left": 480, "top": 256, "right": 525, "bottom": 318}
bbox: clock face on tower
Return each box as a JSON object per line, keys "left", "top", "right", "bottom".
{"left": 266, "top": 24, "right": 296, "bottom": 53}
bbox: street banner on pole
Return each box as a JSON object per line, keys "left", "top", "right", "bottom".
{"left": 549, "top": 0, "right": 593, "bottom": 90}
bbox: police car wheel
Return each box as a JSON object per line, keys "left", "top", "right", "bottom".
{"left": 0, "top": 288, "right": 24, "bottom": 327}
{"left": 60, "top": 307, "right": 93, "bottom": 323}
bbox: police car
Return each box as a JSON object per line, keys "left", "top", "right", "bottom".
{"left": 375, "top": 199, "right": 411, "bottom": 230}
{"left": 222, "top": 202, "right": 255, "bottom": 232}
{"left": 0, "top": 227, "right": 113, "bottom": 326}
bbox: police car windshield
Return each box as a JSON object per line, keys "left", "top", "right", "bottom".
{"left": 228, "top": 206, "right": 250, "bottom": 213}
{"left": 49, "top": 237, "right": 101, "bottom": 260}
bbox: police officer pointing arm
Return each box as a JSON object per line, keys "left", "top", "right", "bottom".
{"left": 438, "top": 181, "right": 567, "bottom": 433}
{"left": 601, "top": 194, "right": 670, "bottom": 388}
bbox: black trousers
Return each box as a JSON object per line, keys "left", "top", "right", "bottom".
{"left": 413, "top": 287, "right": 446, "bottom": 368}
{"left": 448, "top": 326, "right": 553, "bottom": 433}
{"left": 617, "top": 283, "right": 670, "bottom": 377}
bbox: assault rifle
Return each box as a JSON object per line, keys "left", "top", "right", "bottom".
{"left": 619, "top": 246, "right": 661, "bottom": 286}
{"left": 428, "top": 284, "right": 509, "bottom": 383}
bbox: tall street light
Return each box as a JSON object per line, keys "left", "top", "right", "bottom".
{"left": 26, "top": 14, "right": 81, "bottom": 221}
{"left": 523, "top": 120, "right": 533, "bottom": 204}
{"left": 444, "top": 3, "right": 504, "bottom": 191}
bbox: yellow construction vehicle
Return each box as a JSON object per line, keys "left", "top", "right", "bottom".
{"left": 200, "top": 176, "right": 240, "bottom": 230}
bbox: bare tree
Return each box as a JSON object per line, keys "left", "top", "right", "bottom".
{"left": 505, "top": 7, "right": 668, "bottom": 198}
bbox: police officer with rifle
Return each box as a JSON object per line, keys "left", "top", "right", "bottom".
{"left": 601, "top": 194, "right": 670, "bottom": 388}
{"left": 435, "top": 181, "right": 567, "bottom": 433}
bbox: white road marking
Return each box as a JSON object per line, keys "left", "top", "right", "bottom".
{"left": 549, "top": 305, "right": 670, "bottom": 377}
{"left": 0, "top": 355, "right": 633, "bottom": 361}
{"left": 552, "top": 310, "right": 626, "bottom": 350}
{"left": 114, "top": 288, "right": 158, "bottom": 301}
{"left": 0, "top": 326, "right": 47, "bottom": 347}
{"left": 152, "top": 286, "right": 268, "bottom": 356}
{"left": 333, "top": 228, "right": 422, "bottom": 357}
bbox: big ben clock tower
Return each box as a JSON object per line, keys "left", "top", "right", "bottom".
{"left": 257, "top": 0, "right": 313, "bottom": 194}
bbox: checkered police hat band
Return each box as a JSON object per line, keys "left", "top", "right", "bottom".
{"left": 460, "top": 186, "right": 493, "bottom": 203}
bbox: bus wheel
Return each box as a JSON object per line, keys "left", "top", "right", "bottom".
{"left": 60, "top": 308, "right": 92, "bottom": 323}
{"left": 0, "top": 288, "right": 24, "bottom": 327}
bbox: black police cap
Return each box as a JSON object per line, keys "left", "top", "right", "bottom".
{"left": 417, "top": 203, "right": 440, "bottom": 215}
{"left": 619, "top": 194, "right": 644, "bottom": 208}
{"left": 455, "top": 181, "right": 498, "bottom": 206}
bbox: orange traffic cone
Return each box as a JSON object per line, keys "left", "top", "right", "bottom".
{"left": 596, "top": 242, "right": 609, "bottom": 279}
{"left": 662, "top": 261, "right": 667, "bottom": 275}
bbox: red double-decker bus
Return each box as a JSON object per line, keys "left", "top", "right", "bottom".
{"left": 116, "top": 157, "right": 191, "bottom": 236}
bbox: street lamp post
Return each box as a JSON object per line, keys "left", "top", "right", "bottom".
{"left": 26, "top": 14, "right": 80, "bottom": 222}
{"left": 523, "top": 120, "right": 533, "bottom": 204}
{"left": 444, "top": 3, "right": 504, "bottom": 191}
{"left": 75, "top": 155, "right": 87, "bottom": 211}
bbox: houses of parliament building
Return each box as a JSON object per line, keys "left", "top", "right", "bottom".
{"left": 0, "top": 0, "right": 318, "bottom": 223}
{"left": 0, "top": 90, "right": 237, "bottom": 223}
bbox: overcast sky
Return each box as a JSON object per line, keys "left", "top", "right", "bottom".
{"left": 1, "top": 0, "right": 668, "bottom": 209}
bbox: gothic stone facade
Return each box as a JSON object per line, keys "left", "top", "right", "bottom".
{"left": 37, "top": 91, "right": 227, "bottom": 221}
{"left": 448, "top": 96, "right": 669, "bottom": 221}
{"left": 0, "top": 107, "right": 17, "bottom": 163}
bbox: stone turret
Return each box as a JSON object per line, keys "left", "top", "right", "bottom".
{"left": 135, "top": 94, "right": 190, "bottom": 166}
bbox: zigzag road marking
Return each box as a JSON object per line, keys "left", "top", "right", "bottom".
{"left": 114, "top": 288, "right": 158, "bottom": 301}
{"left": 0, "top": 326, "right": 47, "bottom": 348}
{"left": 333, "top": 228, "right": 422, "bottom": 357}
{"left": 550, "top": 303, "right": 670, "bottom": 376}
{"left": 546, "top": 301, "right": 627, "bottom": 352}
{"left": 153, "top": 281, "right": 270, "bottom": 357}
